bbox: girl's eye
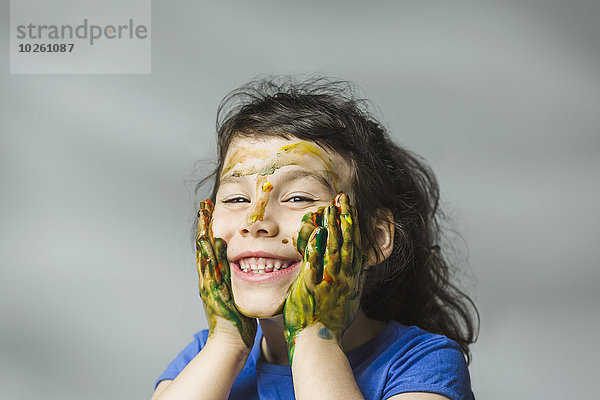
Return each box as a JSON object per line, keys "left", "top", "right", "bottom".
{"left": 286, "top": 196, "right": 314, "bottom": 203}
{"left": 223, "top": 197, "right": 250, "bottom": 204}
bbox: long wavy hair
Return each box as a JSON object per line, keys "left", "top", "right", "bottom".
{"left": 197, "top": 76, "right": 479, "bottom": 362}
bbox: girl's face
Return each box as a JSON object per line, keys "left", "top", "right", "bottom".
{"left": 211, "top": 136, "right": 353, "bottom": 318}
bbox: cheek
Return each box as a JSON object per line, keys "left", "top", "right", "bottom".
{"left": 210, "top": 208, "right": 233, "bottom": 239}
{"left": 211, "top": 219, "right": 225, "bottom": 238}
{"left": 280, "top": 211, "right": 311, "bottom": 238}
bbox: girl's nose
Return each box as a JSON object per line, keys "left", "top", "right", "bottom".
{"left": 239, "top": 204, "right": 279, "bottom": 237}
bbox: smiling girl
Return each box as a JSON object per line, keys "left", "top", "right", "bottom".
{"left": 152, "top": 77, "right": 478, "bottom": 400}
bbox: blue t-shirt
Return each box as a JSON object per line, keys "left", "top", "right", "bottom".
{"left": 156, "top": 321, "right": 474, "bottom": 400}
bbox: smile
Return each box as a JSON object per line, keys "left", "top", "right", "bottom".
{"left": 235, "top": 257, "right": 296, "bottom": 274}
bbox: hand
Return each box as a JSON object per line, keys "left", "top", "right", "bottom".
{"left": 283, "top": 193, "right": 363, "bottom": 363}
{"left": 196, "top": 199, "right": 257, "bottom": 348}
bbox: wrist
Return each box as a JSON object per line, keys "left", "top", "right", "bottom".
{"left": 290, "top": 324, "right": 363, "bottom": 399}
{"left": 293, "top": 323, "right": 341, "bottom": 349}
{"left": 210, "top": 317, "right": 255, "bottom": 353}
{"left": 291, "top": 324, "right": 352, "bottom": 382}
{"left": 205, "top": 334, "right": 252, "bottom": 370}
{"left": 211, "top": 315, "right": 256, "bottom": 348}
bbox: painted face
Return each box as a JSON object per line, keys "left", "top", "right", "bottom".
{"left": 211, "top": 136, "right": 353, "bottom": 318}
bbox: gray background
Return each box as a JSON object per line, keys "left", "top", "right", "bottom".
{"left": 1, "top": 1, "right": 599, "bottom": 399}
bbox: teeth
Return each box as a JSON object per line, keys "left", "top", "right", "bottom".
{"left": 236, "top": 257, "right": 296, "bottom": 274}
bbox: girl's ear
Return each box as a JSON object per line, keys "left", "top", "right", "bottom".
{"left": 364, "top": 210, "right": 395, "bottom": 269}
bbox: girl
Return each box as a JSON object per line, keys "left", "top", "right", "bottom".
{"left": 152, "top": 77, "right": 478, "bottom": 400}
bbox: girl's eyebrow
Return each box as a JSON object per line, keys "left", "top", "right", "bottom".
{"left": 219, "top": 174, "right": 248, "bottom": 187}
{"left": 271, "top": 169, "right": 335, "bottom": 193}
{"left": 219, "top": 169, "right": 335, "bottom": 193}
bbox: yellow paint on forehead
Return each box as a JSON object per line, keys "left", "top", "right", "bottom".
{"left": 222, "top": 147, "right": 271, "bottom": 175}
{"left": 277, "top": 142, "right": 332, "bottom": 164}
{"left": 222, "top": 141, "right": 336, "bottom": 179}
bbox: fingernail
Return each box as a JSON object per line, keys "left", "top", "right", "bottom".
{"left": 334, "top": 192, "right": 348, "bottom": 207}
{"left": 200, "top": 199, "right": 214, "bottom": 211}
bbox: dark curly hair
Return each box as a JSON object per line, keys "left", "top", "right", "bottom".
{"left": 196, "top": 76, "right": 479, "bottom": 363}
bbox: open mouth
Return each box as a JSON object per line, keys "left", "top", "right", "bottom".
{"left": 233, "top": 257, "right": 297, "bottom": 274}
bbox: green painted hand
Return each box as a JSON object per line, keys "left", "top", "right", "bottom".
{"left": 196, "top": 199, "right": 256, "bottom": 348}
{"left": 283, "top": 193, "right": 363, "bottom": 363}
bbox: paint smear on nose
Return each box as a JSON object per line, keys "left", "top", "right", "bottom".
{"left": 247, "top": 177, "right": 274, "bottom": 225}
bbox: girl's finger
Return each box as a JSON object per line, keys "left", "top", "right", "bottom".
{"left": 302, "top": 227, "right": 326, "bottom": 291}
{"left": 213, "top": 238, "right": 231, "bottom": 303}
{"left": 197, "top": 209, "right": 210, "bottom": 239}
{"left": 215, "top": 279, "right": 232, "bottom": 303}
{"left": 351, "top": 246, "right": 364, "bottom": 278}
{"left": 296, "top": 218, "right": 316, "bottom": 256}
{"left": 351, "top": 205, "right": 361, "bottom": 249}
{"left": 198, "top": 199, "right": 214, "bottom": 240}
{"left": 195, "top": 243, "right": 205, "bottom": 287}
{"left": 296, "top": 207, "right": 324, "bottom": 255}
{"left": 334, "top": 193, "right": 349, "bottom": 215}
{"left": 336, "top": 193, "right": 355, "bottom": 274}
{"left": 213, "top": 238, "right": 229, "bottom": 286}
{"left": 200, "top": 198, "right": 214, "bottom": 214}
{"left": 198, "top": 236, "right": 217, "bottom": 280}
{"left": 323, "top": 204, "right": 341, "bottom": 281}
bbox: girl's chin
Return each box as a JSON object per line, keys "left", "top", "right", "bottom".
{"left": 235, "top": 300, "right": 285, "bottom": 319}
{"left": 231, "top": 273, "right": 300, "bottom": 319}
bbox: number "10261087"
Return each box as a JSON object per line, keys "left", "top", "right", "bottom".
{"left": 18, "top": 43, "right": 74, "bottom": 53}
